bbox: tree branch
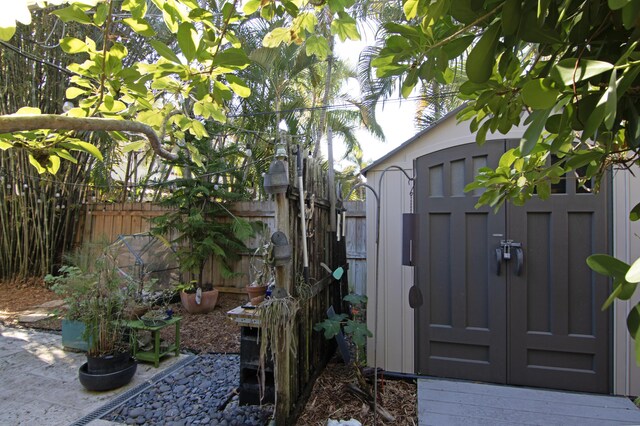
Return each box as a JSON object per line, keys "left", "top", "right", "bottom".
{"left": 0, "top": 115, "right": 179, "bottom": 161}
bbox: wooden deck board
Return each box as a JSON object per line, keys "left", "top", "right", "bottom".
{"left": 419, "top": 378, "right": 640, "bottom": 425}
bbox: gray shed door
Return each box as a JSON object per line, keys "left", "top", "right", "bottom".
{"left": 414, "top": 140, "right": 610, "bottom": 393}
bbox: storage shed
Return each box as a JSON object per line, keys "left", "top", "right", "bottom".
{"left": 363, "top": 107, "right": 640, "bottom": 395}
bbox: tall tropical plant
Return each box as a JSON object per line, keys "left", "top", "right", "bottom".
{"left": 150, "top": 140, "right": 255, "bottom": 287}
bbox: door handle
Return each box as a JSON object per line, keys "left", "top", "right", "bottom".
{"left": 498, "top": 240, "right": 524, "bottom": 276}
{"left": 514, "top": 246, "right": 523, "bottom": 276}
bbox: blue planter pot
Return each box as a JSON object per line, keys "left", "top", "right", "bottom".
{"left": 61, "top": 319, "right": 90, "bottom": 352}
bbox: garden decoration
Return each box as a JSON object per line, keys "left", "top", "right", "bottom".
{"left": 256, "top": 294, "right": 299, "bottom": 405}
{"left": 295, "top": 146, "right": 310, "bottom": 283}
{"left": 106, "top": 234, "right": 180, "bottom": 318}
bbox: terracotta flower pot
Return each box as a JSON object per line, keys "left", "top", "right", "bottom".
{"left": 180, "top": 289, "right": 219, "bottom": 314}
{"left": 245, "top": 285, "right": 267, "bottom": 300}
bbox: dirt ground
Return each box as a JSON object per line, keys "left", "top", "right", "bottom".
{"left": 0, "top": 280, "right": 417, "bottom": 425}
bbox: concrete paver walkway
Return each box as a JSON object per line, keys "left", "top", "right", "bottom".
{"left": 419, "top": 377, "right": 640, "bottom": 425}
{"left": 0, "top": 324, "right": 185, "bottom": 426}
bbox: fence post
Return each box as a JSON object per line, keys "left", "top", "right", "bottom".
{"left": 274, "top": 188, "right": 292, "bottom": 423}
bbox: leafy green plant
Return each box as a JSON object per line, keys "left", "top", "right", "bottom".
{"left": 314, "top": 293, "right": 372, "bottom": 365}
{"left": 45, "top": 241, "right": 137, "bottom": 357}
{"left": 150, "top": 143, "right": 255, "bottom": 289}
{"left": 587, "top": 252, "right": 640, "bottom": 365}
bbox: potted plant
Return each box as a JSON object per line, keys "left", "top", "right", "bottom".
{"left": 245, "top": 236, "right": 274, "bottom": 304}
{"left": 175, "top": 281, "right": 219, "bottom": 314}
{"left": 46, "top": 242, "right": 138, "bottom": 391}
{"left": 150, "top": 143, "right": 256, "bottom": 312}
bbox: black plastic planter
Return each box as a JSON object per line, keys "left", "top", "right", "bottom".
{"left": 78, "top": 358, "right": 137, "bottom": 391}
{"left": 86, "top": 352, "right": 131, "bottom": 374}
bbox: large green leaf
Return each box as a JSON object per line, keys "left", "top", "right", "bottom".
{"left": 330, "top": 12, "right": 360, "bottom": 42}
{"left": 630, "top": 202, "right": 640, "bottom": 221}
{"left": 442, "top": 35, "right": 474, "bottom": 59}
{"left": 242, "top": 0, "right": 261, "bottom": 15}
{"left": 604, "top": 69, "right": 618, "bottom": 130}
{"left": 122, "top": 140, "right": 147, "bottom": 153}
{"left": 123, "top": 18, "right": 156, "bottom": 37}
{"left": 211, "top": 48, "right": 249, "bottom": 68}
{"left": 305, "top": 35, "right": 329, "bottom": 60}
{"left": 622, "top": 1, "right": 640, "bottom": 29}
{"left": 609, "top": 0, "right": 632, "bottom": 10}
{"left": 0, "top": 26, "right": 16, "bottom": 41}
{"left": 59, "top": 141, "right": 103, "bottom": 161}
{"left": 28, "top": 154, "right": 46, "bottom": 174}
{"left": 550, "top": 59, "right": 614, "bottom": 86}
{"left": 501, "top": 0, "right": 521, "bottom": 35}
{"left": 628, "top": 304, "right": 640, "bottom": 338}
{"left": 226, "top": 75, "right": 250, "bottom": 98}
{"left": 466, "top": 23, "right": 500, "bottom": 83}
{"left": 52, "top": 4, "right": 93, "bottom": 25}
{"left": 122, "top": 0, "right": 148, "bottom": 19}
{"left": 177, "top": 22, "right": 197, "bottom": 63}
{"left": 150, "top": 40, "right": 182, "bottom": 64}
{"left": 66, "top": 87, "right": 87, "bottom": 100}
{"left": 60, "top": 37, "right": 88, "bottom": 54}
{"left": 263, "top": 27, "right": 291, "bottom": 48}
{"left": 587, "top": 254, "right": 630, "bottom": 277}
{"left": 403, "top": 0, "right": 420, "bottom": 20}
{"left": 521, "top": 79, "right": 560, "bottom": 110}
{"left": 519, "top": 108, "right": 551, "bottom": 155}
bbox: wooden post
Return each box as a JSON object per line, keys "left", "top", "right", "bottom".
{"left": 274, "top": 189, "right": 292, "bottom": 423}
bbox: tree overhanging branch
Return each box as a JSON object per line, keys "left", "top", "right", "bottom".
{"left": 0, "top": 115, "right": 179, "bottom": 161}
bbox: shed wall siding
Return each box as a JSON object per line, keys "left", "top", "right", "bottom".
{"left": 613, "top": 170, "right": 640, "bottom": 396}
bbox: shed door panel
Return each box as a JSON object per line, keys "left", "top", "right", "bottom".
{"left": 414, "top": 141, "right": 610, "bottom": 393}
{"left": 508, "top": 177, "right": 610, "bottom": 393}
{"left": 415, "top": 141, "right": 506, "bottom": 383}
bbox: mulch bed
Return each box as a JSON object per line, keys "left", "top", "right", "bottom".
{"left": 0, "top": 279, "right": 417, "bottom": 425}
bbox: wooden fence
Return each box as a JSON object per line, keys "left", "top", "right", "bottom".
{"left": 76, "top": 200, "right": 365, "bottom": 294}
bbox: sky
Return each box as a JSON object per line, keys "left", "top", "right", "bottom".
{"left": 330, "top": 33, "right": 418, "bottom": 169}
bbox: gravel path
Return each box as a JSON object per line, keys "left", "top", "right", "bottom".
{"left": 104, "top": 354, "right": 273, "bottom": 426}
